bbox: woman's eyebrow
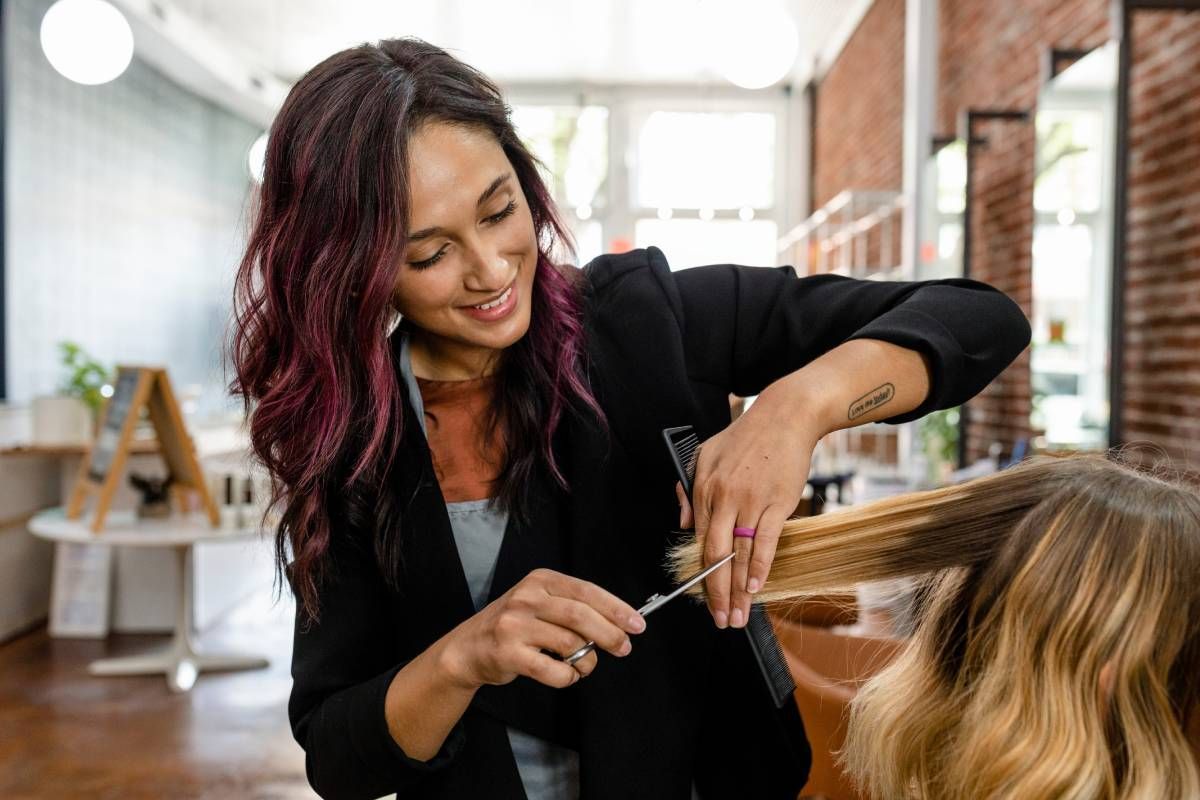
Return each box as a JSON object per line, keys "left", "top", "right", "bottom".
{"left": 407, "top": 172, "right": 513, "bottom": 241}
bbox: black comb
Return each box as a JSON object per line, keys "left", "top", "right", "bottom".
{"left": 662, "top": 425, "right": 796, "bottom": 709}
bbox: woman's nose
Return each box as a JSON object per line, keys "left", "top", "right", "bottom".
{"left": 465, "top": 243, "right": 510, "bottom": 289}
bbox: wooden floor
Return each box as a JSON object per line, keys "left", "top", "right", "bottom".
{"left": 0, "top": 588, "right": 315, "bottom": 799}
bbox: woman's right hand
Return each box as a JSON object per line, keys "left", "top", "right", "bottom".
{"left": 442, "top": 568, "right": 647, "bottom": 690}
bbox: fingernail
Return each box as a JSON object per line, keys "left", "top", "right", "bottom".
{"left": 618, "top": 639, "right": 632, "bottom": 656}
{"left": 730, "top": 607, "right": 744, "bottom": 628}
{"left": 627, "top": 614, "right": 646, "bottom": 633}
{"left": 747, "top": 578, "right": 760, "bottom": 594}
{"left": 714, "top": 610, "right": 728, "bottom": 629}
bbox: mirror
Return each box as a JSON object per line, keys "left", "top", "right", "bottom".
{"left": 1030, "top": 42, "right": 1117, "bottom": 451}
{"left": 918, "top": 139, "right": 967, "bottom": 281}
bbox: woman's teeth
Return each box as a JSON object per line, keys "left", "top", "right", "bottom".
{"left": 473, "top": 286, "right": 511, "bottom": 310}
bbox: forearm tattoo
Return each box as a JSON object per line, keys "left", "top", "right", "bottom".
{"left": 848, "top": 383, "right": 895, "bottom": 421}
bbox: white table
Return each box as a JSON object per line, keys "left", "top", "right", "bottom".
{"left": 29, "top": 508, "right": 270, "bottom": 692}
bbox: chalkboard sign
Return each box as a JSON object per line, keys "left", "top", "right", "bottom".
{"left": 87, "top": 368, "right": 140, "bottom": 483}
{"left": 67, "top": 366, "right": 219, "bottom": 533}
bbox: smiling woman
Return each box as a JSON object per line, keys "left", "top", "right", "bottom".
{"left": 229, "top": 37, "right": 631, "bottom": 799}
{"left": 231, "top": 38, "right": 604, "bottom": 624}
{"left": 229, "top": 35, "right": 1031, "bottom": 800}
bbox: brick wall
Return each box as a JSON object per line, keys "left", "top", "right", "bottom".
{"left": 812, "top": 0, "right": 905, "bottom": 210}
{"left": 812, "top": 0, "right": 1200, "bottom": 470}
{"left": 937, "top": 0, "right": 1107, "bottom": 463}
{"left": 1123, "top": 11, "right": 1200, "bottom": 468}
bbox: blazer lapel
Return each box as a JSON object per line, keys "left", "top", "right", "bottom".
{"left": 473, "top": 421, "right": 580, "bottom": 749}
{"left": 390, "top": 370, "right": 479, "bottom": 654}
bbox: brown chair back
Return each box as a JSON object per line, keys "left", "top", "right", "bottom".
{"left": 771, "top": 617, "right": 901, "bottom": 800}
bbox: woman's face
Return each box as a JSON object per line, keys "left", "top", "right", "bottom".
{"left": 395, "top": 121, "right": 539, "bottom": 380}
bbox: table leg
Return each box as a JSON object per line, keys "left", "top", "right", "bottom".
{"left": 88, "top": 543, "right": 269, "bottom": 692}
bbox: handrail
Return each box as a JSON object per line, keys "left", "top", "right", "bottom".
{"left": 777, "top": 190, "right": 907, "bottom": 279}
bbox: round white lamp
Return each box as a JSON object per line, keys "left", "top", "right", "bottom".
{"left": 247, "top": 131, "right": 269, "bottom": 184}
{"left": 702, "top": 0, "right": 800, "bottom": 90}
{"left": 40, "top": 0, "right": 134, "bottom": 86}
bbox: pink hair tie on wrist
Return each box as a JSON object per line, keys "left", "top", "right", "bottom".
{"left": 733, "top": 526, "right": 756, "bottom": 539}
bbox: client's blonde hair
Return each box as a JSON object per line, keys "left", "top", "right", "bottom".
{"left": 668, "top": 453, "right": 1200, "bottom": 799}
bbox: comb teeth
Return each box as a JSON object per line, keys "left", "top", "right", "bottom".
{"left": 663, "top": 425, "right": 703, "bottom": 498}
{"left": 675, "top": 433, "right": 700, "bottom": 482}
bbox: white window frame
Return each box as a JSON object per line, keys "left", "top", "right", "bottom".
{"left": 505, "top": 83, "right": 792, "bottom": 266}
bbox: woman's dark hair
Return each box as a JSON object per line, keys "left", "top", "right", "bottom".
{"left": 231, "top": 38, "right": 606, "bottom": 620}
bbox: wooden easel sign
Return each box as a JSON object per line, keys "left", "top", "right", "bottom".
{"left": 67, "top": 366, "right": 220, "bottom": 532}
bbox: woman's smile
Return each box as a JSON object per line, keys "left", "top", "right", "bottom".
{"left": 459, "top": 280, "right": 518, "bottom": 321}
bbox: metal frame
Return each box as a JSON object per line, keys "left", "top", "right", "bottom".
{"left": 955, "top": 108, "right": 1031, "bottom": 467}
{"left": 929, "top": 134, "right": 958, "bottom": 154}
{"left": 1108, "top": 0, "right": 1200, "bottom": 447}
{"left": 1035, "top": 44, "right": 1118, "bottom": 453}
{"left": 1042, "top": 47, "right": 1099, "bottom": 84}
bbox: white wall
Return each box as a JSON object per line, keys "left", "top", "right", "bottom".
{"left": 2, "top": 0, "right": 274, "bottom": 639}
{"left": 4, "top": 0, "right": 260, "bottom": 417}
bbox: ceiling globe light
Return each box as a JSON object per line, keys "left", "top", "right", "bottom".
{"left": 247, "top": 132, "right": 269, "bottom": 184}
{"left": 702, "top": 0, "right": 799, "bottom": 90}
{"left": 40, "top": 0, "right": 134, "bottom": 86}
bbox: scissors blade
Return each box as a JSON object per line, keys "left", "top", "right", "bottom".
{"left": 637, "top": 551, "right": 736, "bottom": 617}
{"left": 564, "top": 552, "right": 738, "bottom": 665}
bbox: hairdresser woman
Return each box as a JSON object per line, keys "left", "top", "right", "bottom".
{"left": 232, "top": 38, "right": 1030, "bottom": 800}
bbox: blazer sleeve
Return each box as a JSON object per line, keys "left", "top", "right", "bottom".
{"left": 288, "top": 528, "right": 467, "bottom": 799}
{"left": 669, "top": 254, "right": 1031, "bottom": 424}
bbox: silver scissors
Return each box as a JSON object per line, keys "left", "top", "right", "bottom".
{"left": 563, "top": 551, "right": 736, "bottom": 666}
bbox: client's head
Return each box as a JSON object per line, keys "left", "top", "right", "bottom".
{"left": 669, "top": 453, "right": 1200, "bottom": 799}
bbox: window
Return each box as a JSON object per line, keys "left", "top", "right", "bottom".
{"left": 630, "top": 107, "right": 780, "bottom": 269}
{"left": 511, "top": 104, "right": 609, "bottom": 266}
{"left": 510, "top": 88, "right": 787, "bottom": 271}
{"left": 632, "top": 110, "right": 775, "bottom": 210}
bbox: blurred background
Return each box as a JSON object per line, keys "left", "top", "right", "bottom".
{"left": 0, "top": 1, "right": 1197, "bottom": 798}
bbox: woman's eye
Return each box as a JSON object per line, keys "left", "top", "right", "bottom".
{"left": 407, "top": 202, "right": 517, "bottom": 270}
{"left": 410, "top": 249, "right": 446, "bottom": 270}
{"left": 487, "top": 200, "right": 517, "bottom": 224}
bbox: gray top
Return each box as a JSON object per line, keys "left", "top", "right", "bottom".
{"left": 399, "top": 332, "right": 580, "bottom": 800}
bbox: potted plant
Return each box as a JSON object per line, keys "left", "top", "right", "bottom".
{"left": 916, "top": 406, "right": 960, "bottom": 486}
{"left": 31, "top": 342, "right": 111, "bottom": 445}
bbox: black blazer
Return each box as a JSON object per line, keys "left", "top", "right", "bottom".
{"left": 288, "top": 246, "right": 1032, "bottom": 800}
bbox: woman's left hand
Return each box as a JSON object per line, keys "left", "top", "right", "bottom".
{"left": 675, "top": 396, "right": 822, "bottom": 629}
